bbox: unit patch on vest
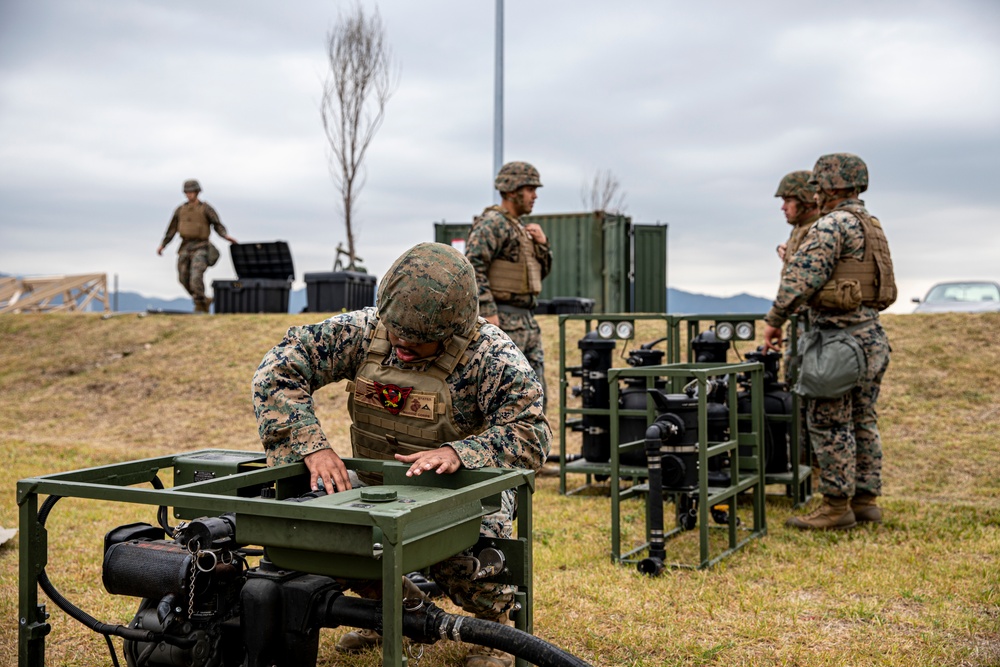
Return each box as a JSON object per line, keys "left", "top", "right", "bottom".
{"left": 355, "top": 377, "right": 438, "bottom": 421}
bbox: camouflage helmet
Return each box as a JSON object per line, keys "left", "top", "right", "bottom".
{"left": 183, "top": 179, "right": 202, "bottom": 193}
{"left": 377, "top": 242, "right": 479, "bottom": 343}
{"left": 809, "top": 153, "right": 868, "bottom": 193}
{"left": 774, "top": 170, "right": 816, "bottom": 204}
{"left": 494, "top": 161, "right": 543, "bottom": 193}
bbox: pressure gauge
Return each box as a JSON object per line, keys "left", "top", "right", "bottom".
{"left": 615, "top": 320, "right": 635, "bottom": 339}
{"left": 597, "top": 321, "right": 616, "bottom": 339}
{"left": 735, "top": 321, "right": 755, "bottom": 341}
{"left": 714, "top": 321, "right": 735, "bottom": 341}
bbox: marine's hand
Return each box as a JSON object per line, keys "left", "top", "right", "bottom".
{"left": 304, "top": 448, "right": 352, "bottom": 494}
{"left": 485, "top": 314, "right": 500, "bottom": 326}
{"left": 156, "top": 245, "right": 164, "bottom": 256}
{"left": 395, "top": 446, "right": 462, "bottom": 477}
{"left": 776, "top": 242, "right": 787, "bottom": 261}
{"left": 524, "top": 223, "right": 547, "bottom": 245}
{"left": 763, "top": 324, "right": 784, "bottom": 353}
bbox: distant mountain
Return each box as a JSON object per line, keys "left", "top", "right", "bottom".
{"left": 666, "top": 288, "right": 771, "bottom": 315}
{"left": 104, "top": 286, "right": 769, "bottom": 316}
{"left": 104, "top": 288, "right": 309, "bottom": 314}
{"left": 111, "top": 292, "right": 198, "bottom": 313}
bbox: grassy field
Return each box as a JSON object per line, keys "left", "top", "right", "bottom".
{"left": 2, "top": 311, "right": 999, "bottom": 667}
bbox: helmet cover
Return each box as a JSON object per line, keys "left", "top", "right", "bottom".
{"left": 774, "top": 170, "right": 816, "bottom": 204}
{"left": 494, "top": 162, "right": 543, "bottom": 193}
{"left": 808, "top": 154, "right": 868, "bottom": 193}
{"left": 377, "top": 242, "right": 479, "bottom": 343}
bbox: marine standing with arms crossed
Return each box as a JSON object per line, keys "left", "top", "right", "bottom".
{"left": 762, "top": 154, "right": 897, "bottom": 530}
{"left": 157, "top": 179, "right": 237, "bottom": 313}
{"left": 253, "top": 242, "right": 550, "bottom": 667}
{"left": 465, "top": 162, "right": 553, "bottom": 411}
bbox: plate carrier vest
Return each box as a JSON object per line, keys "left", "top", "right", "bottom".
{"left": 178, "top": 202, "right": 211, "bottom": 241}
{"left": 810, "top": 204, "right": 897, "bottom": 312}
{"left": 484, "top": 210, "right": 543, "bottom": 301}
{"left": 346, "top": 320, "right": 481, "bottom": 485}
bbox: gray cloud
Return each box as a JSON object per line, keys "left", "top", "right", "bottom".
{"left": 1, "top": 0, "right": 998, "bottom": 311}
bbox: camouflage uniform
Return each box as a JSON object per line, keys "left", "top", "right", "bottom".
{"left": 466, "top": 197, "right": 552, "bottom": 409}
{"left": 775, "top": 170, "right": 820, "bottom": 384}
{"left": 764, "top": 197, "right": 891, "bottom": 499}
{"left": 253, "top": 243, "right": 550, "bottom": 618}
{"left": 159, "top": 182, "right": 229, "bottom": 311}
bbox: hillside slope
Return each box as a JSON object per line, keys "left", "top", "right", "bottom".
{"left": 2, "top": 311, "right": 999, "bottom": 666}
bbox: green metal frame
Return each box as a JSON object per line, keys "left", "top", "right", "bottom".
{"left": 608, "top": 362, "right": 767, "bottom": 569}
{"left": 556, "top": 312, "right": 811, "bottom": 507}
{"left": 555, "top": 312, "right": 812, "bottom": 568}
{"left": 17, "top": 452, "right": 535, "bottom": 667}
{"left": 670, "top": 314, "right": 812, "bottom": 508}
{"left": 556, "top": 312, "right": 673, "bottom": 496}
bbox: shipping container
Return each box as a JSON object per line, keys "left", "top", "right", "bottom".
{"left": 434, "top": 212, "right": 667, "bottom": 314}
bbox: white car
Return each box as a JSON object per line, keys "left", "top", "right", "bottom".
{"left": 912, "top": 281, "right": 1000, "bottom": 313}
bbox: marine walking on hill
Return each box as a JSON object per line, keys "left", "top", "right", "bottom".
{"left": 157, "top": 179, "right": 237, "bottom": 313}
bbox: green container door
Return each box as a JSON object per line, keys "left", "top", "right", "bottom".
{"left": 434, "top": 222, "right": 471, "bottom": 251}
{"left": 633, "top": 223, "right": 668, "bottom": 313}
{"left": 521, "top": 212, "right": 606, "bottom": 307}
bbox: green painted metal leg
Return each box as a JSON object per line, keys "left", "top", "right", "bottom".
{"left": 18, "top": 490, "right": 50, "bottom": 667}
{"left": 381, "top": 538, "right": 406, "bottom": 667}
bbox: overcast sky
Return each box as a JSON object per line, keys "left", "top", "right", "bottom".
{"left": 1, "top": 0, "right": 998, "bottom": 314}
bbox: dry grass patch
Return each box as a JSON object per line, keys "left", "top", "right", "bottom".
{"left": 2, "top": 312, "right": 1000, "bottom": 666}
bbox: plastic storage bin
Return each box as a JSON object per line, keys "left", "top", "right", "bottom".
{"left": 549, "top": 297, "right": 595, "bottom": 314}
{"left": 213, "top": 241, "right": 294, "bottom": 314}
{"left": 213, "top": 279, "right": 291, "bottom": 314}
{"left": 304, "top": 271, "right": 377, "bottom": 313}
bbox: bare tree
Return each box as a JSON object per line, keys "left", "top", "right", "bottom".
{"left": 321, "top": 3, "right": 399, "bottom": 271}
{"left": 581, "top": 168, "right": 628, "bottom": 215}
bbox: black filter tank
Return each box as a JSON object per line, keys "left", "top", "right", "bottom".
{"left": 577, "top": 332, "right": 616, "bottom": 463}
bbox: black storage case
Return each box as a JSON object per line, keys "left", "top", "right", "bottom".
{"left": 549, "top": 296, "right": 595, "bottom": 314}
{"left": 213, "top": 241, "right": 294, "bottom": 314}
{"left": 534, "top": 299, "right": 552, "bottom": 315}
{"left": 304, "top": 271, "right": 377, "bottom": 313}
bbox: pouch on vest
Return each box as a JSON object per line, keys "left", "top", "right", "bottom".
{"left": 793, "top": 328, "right": 866, "bottom": 399}
{"left": 207, "top": 242, "right": 221, "bottom": 267}
{"left": 811, "top": 279, "right": 862, "bottom": 311}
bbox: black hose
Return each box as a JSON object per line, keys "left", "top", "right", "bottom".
{"left": 436, "top": 613, "right": 592, "bottom": 667}
{"left": 35, "top": 495, "right": 195, "bottom": 649}
{"left": 322, "top": 595, "right": 592, "bottom": 667}
{"left": 150, "top": 475, "right": 175, "bottom": 537}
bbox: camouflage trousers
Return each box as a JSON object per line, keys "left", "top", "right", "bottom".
{"left": 807, "top": 321, "right": 891, "bottom": 498}
{"left": 346, "top": 490, "right": 517, "bottom": 618}
{"left": 428, "top": 489, "right": 516, "bottom": 618}
{"left": 497, "top": 310, "right": 547, "bottom": 413}
{"left": 177, "top": 240, "right": 211, "bottom": 303}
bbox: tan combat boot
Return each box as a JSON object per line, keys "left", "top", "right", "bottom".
{"left": 466, "top": 612, "right": 514, "bottom": 667}
{"left": 851, "top": 491, "right": 883, "bottom": 524}
{"left": 334, "top": 627, "right": 382, "bottom": 653}
{"left": 193, "top": 298, "right": 209, "bottom": 314}
{"left": 785, "top": 495, "right": 857, "bottom": 531}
